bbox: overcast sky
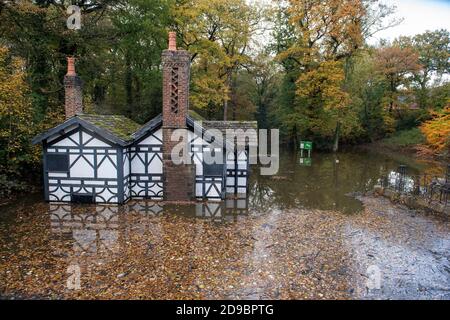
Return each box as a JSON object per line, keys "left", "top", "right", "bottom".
{"left": 369, "top": 0, "right": 450, "bottom": 43}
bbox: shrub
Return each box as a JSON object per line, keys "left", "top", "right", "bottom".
{"left": 383, "top": 128, "right": 425, "bottom": 147}
{"left": 420, "top": 107, "right": 450, "bottom": 153}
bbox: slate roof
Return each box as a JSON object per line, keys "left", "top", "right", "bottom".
{"left": 203, "top": 120, "right": 258, "bottom": 147}
{"left": 187, "top": 110, "right": 258, "bottom": 146}
{"left": 78, "top": 114, "right": 141, "bottom": 142}
{"left": 33, "top": 111, "right": 257, "bottom": 148}
{"left": 32, "top": 114, "right": 141, "bottom": 146}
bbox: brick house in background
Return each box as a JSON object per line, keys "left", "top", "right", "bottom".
{"left": 33, "top": 32, "right": 257, "bottom": 204}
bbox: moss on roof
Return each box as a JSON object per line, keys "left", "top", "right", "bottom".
{"left": 79, "top": 114, "right": 141, "bottom": 142}
{"left": 188, "top": 109, "right": 205, "bottom": 121}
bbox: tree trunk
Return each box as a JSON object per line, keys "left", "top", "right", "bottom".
{"left": 223, "top": 72, "right": 232, "bottom": 120}
{"left": 332, "top": 121, "right": 341, "bottom": 153}
{"left": 223, "top": 99, "right": 228, "bottom": 121}
{"left": 134, "top": 74, "right": 141, "bottom": 116}
{"left": 125, "top": 53, "right": 133, "bottom": 117}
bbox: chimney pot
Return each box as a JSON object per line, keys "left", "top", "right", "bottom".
{"left": 168, "top": 32, "right": 177, "bottom": 51}
{"left": 67, "top": 57, "right": 76, "bottom": 76}
{"left": 64, "top": 56, "right": 83, "bottom": 119}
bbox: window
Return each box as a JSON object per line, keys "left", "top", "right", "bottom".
{"left": 203, "top": 149, "right": 224, "bottom": 176}
{"left": 203, "top": 162, "right": 224, "bottom": 176}
{"left": 47, "top": 154, "right": 69, "bottom": 172}
{"left": 71, "top": 194, "right": 95, "bottom": 204}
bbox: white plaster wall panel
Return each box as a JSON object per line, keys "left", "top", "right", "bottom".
{"left": 196, "top": 183, "right": 203, "bottom": 197}
{"left": 74, "top": 186, "right": 94, "bottom": 194}
{"left": 138, "top": 129, "right": 163, "bottom": 145}
{"left": 205, "top": 183, "right": 220, "bottom": 197}
{"left": 49, "top": 173, "right": 68, "bottom": 178}
{"left": 131, "top": 154, "right": 146, "bottom": 174}
{"left": 84, "top": 137, "right": 111, "bottom": 148}
{"left": 131, "top": 183, "right": 145, "bottom": 197}
{"left": 123, "top": 150, "right": 130, "bottom": 177}
{"left": 60, "top": 179, "right": 81, "bottom": 185}
{"left": 87, "top": 181, "right": 105, "bottom": 185}
{"left": 148, "top": 154, "right": 163, "bottom": 174}
{"left": 97, "top": 155, "right": 117, "bottom": 179}
{"left": 227, "top": 162, "right": 235, "bottom": 169}
{"left": 52, "top": 132, "right": 79, "bottom": 147}
{"left": 70, "top": 155, "right": 95, "bottom": 178}
{"left": 238, "top": 151, "right": 247, "bottom": 160}
{"left": 81, "top": 132, "right": 90, "bottom": 144}
{"left": 238, "top": 162, "right": 247, "bottom": 170}
{"left": 49, "top": 186, "right": 70, "bottom": 202}
{"left": 149, "top": 183, "right": 163, "bottom": 199}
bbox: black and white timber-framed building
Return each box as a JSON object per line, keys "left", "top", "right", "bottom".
{"left": 32, "top": 33, "right": 257, "bottom": 205}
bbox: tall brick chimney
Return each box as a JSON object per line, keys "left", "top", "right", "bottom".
{"left": 162, "top": 31, "right": 190, "bottom": 127}
{"left": 162, "top": 32, "right": 195, "bottom": 201}
{"left": 64, "top": 57, "right": 83, "bottom": 119}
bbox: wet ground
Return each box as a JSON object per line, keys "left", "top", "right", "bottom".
{"left": 0, "top": 149, "right": 449, "bottom": 299}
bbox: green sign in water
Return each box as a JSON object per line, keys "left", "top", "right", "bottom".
{"left": 300, "top": 141, "right": 313, "bottom": 150}
{"left": 300, "top": 140, "right": 313, "bottom": 158}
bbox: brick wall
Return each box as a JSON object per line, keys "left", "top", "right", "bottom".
{"left": 161, "top": 49, "right": 190, "bottom": 128}
{"left": 161, "top": 35, "right": 195, "bottom": 201}
{"left": 64, "top": 58, "right": 83, "bottom": 119}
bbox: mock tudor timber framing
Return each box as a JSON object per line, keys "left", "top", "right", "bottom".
{"left": 33, "top": 32, "right": 254, "bottom": 205}
{"left": 35, "top": 115, "right": 251, "bottom": 204}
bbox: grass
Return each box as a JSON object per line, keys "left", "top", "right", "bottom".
{"left": 381, "top": 128, "right": 425, "bottom": 147}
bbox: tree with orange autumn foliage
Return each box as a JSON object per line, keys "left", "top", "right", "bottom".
{"left": 374, "top": 46, "right": 422, "bottom": 112}
{"left": 274, "top": 0, "right": 398, "bottom": 151}
{"left": 420, "top": 107, "right": 450, "bottom": 155}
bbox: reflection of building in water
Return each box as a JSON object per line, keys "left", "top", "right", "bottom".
{"left": 49, "top": 204, "right": 120, "bottom": 258}
{"left": 47, "top": 199, "right": 249, "bottom": 290}
{"left": 195, "top": 198, "right": 249, "bottom": 223}
{"left": 124, "top": 199, "right": 249, "bottom": 223}
{"left": 48, "top": 199, "right": 249, "bottom": 261}
{"left": 125, "top": 201, "right": 164, "bottom": 216}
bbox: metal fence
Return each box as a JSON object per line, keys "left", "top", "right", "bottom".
{"left": 379, "top": 164, "right": 450, "bottom": 206}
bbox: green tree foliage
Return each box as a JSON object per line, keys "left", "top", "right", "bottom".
{"left": 172, "top": 0, "right": 264, "bottom": 119}
{"left": 0, "top": 1, "right": 121, "bottom": 119}
{"left": 272, "top": 0, "right": 390, "bottom": 150}
{"left": 103, "top": 0, "right": 171, "bottom": 122}
{"left": 396, "top": 30, "right": 450, "bottom": 109}
{"left": 345, "top": 50, "right": 394, "bottom": 141}
{"left": 0, "top": 47, "right": 47, "bottom": 196}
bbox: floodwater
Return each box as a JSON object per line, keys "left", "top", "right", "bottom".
{"left": 0, "top": 148, "right": 449, "bottom": 300}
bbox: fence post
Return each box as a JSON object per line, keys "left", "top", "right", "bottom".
{"left": 398, "top": 165, "right": 407, "bottom": 192}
